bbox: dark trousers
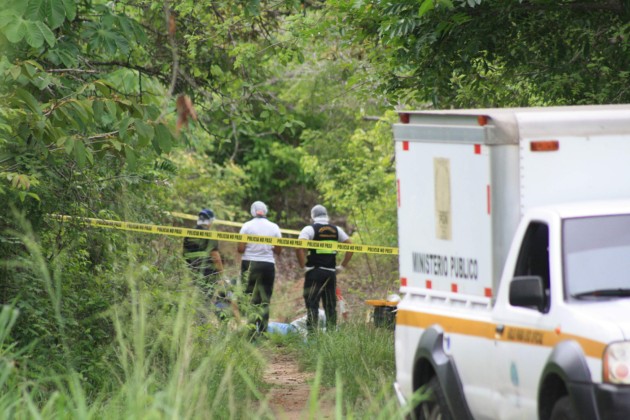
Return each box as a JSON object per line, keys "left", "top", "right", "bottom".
{"left": 186, "top": 259, "right": 219, "bottom": 297}
{"left": 303, "top": 268, "right": 337, "bottom": 333}
{"left": 241, "top": 260, "right": 275, "bottom": 333}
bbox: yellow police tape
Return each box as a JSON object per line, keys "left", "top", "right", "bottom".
{"left": 167, "top": 211, "right": 302, "bottom": 235}
{"left": 53, "top": 215, "right": 398, "bottom": 255}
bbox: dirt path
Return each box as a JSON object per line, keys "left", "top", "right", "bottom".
{"left": 264, "top": 350, "right": 335, "bottom": 420}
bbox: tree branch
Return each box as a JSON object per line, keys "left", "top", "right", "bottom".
{"left": 47, "top": 68, "right": 100, "bottom": 74}
{"left": 87, "top": 61, "right": 167, "bottom": 81}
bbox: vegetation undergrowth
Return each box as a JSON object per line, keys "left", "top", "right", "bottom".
{"left": 1, "top": 291, "right": 270, "bottom": 419}
{"left": 271, "top": 320, "right": 416, "bottom": 418}
{"left": 1, "top": 219, "right": 269, "bottom": 419}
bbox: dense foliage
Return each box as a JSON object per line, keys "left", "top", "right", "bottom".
{"left": 326, "top": 0, "right": 630, "bottom": 107}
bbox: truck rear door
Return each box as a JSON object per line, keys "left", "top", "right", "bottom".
{"left": 396, "top": 130, "right": 494, "bottom": 297}
{"left": 395, "top": 131, "right": 499, "bottom": 415}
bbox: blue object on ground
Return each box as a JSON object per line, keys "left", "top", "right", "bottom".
{"left": 267, "top": 322, "right": 298, "bottom": 335}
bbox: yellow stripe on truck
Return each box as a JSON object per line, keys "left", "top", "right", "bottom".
{"left": 397, "top": 309, "right": 606, "bottom": 359}
{"left": 51, "top": 215, "right": 399, "bottom": 255}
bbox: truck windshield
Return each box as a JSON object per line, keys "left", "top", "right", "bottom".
{"left": 564, "top": 214, "right": 630, "bottom": 300}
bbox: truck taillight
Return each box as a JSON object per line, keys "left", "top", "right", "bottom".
{"left": 530, "top": 140, "right": 559, "bottom": 152}
{"left": 603, "top": 342, "right": 630, "bottom": 385}
{"left": 399, "top": 113, "right": 410, "bottom": 124}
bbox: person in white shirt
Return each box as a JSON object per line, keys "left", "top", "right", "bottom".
{"left": 295, "top": 204, "right": 353, "bottom": 333}
{"left": 238, "top": 201, "right": 282, "bottom": 335}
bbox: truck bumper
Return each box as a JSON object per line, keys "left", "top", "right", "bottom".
{"left": 592, "top": 383, "right": 630, "bottom": 420}
{"left": 570, "top": 381, "right": 630, "bottom": 420}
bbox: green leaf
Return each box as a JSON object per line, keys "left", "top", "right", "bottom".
{"left": 117, "top": 16, "right": 134, "bottom": 38}
{"left": 124, "top": 146, "right": 137, "bottom": 169}
{"left": 104, "top": 99, "right": 117, "bottom": 119}
{"left": 64, "top": 137, "right": 74, "bottom": 153}
{"left": 23, "top": 62, "right": 37, "bottom": 77}
{"left": 109, "top": 139, "right": 122, "bottom": 151}
{"left": 154, "top": 123, "right": 173, "bottom": 153}
{"left": 418, "top": 0, "right": 435, "bottom": 17}
{"left": 2, "top": 0, "right": 28, "bottom": 15}
{"left": 9, "top": 65, "right": 21, "bottom": 80}
{"left": 68, "top": 100, "right": 89, "bottom": 125}
{"left": 37, "top": 21, "right": 55, "bottom": 46}
{"left": 22, "top": 192, "right": 41, "bottom": 202}
{"left": 15, "top": 88, "right": 41, "bottom": 114}
{"left": 46, "top": 41, "right": 78, "bottom": 67}
{"left": 151, "top": 136, "right": 161, "bottom": 155}
{"left": 25, "top": 0, "right": 46, "bottom": 21}
{"left": 93, "top": 79, "right": 114, "bottom": 96}
{"left": 62, "top": 0, "right": 76, "bottom": 21}
{"left": 5, "top": 17, "right": 26, "bottom": 43}
{"left": 25, "top": 20, "right": 55, "bottom": 48}
{"left": 44, "top": 124, "right": 64, "bottom": 142}
{"left": 73, "top": 138, "right": 86, "bottom": 167}
{"left": 0, "top": 11, "right": 20, "bottom": 30}
{"left": 210, "top": 65, "right": 224, "bottom": 77}
{"left": 86, "top": 25, "right": 129, "bottom": 55}
{"left": 56, "top": 136, "right": 68, "bottom": 147}
{"left": 45, "top": 0, "right": 66, "bottom": 29}
{"left": 57, "top": 106, "right": 76, "bottom": 129}
{"left": 92, "top": 100, "right": 104, "bottom": 122}
{"left": 134, "top": 120, "right": 154, "bottom": 147}
{"left": 118, "top": 116, "right": 132, "bottom": 140}
{"left": 85, "top": 147, "right": 93, "bottom": 164}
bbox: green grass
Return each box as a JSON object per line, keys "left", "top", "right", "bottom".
{"left": 1, "top": 288, "right": 270, "bottom": 419}
{"left": 1, "top": 218, "right": 269, "bottom": 418}
{"left": 2, "top": 217, "right": 417, "bottom": 419}
{"left": 274, "top": 321, "right": 414, "bottom": 418}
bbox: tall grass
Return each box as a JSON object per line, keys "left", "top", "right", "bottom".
{"left": 92, "top": 284, "right": 269, "bottom": 419}
{"left": 3, "top": 216, "right": 420, "bottom": 419}
{"left": 284, "top": 321, "right": 415, "bottom": 418}
{"left": 1, "top": 218, "right": 270, "bottom": 419}
{"left": 0, "top": 289, "right": 271, "bottom": 418}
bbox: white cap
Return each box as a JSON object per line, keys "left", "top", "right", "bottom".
{"left": 310, "top": 204, "right": 327, "bottom": 219}
{"left": 250, "top": 201, "right": 268, "bottom": 217}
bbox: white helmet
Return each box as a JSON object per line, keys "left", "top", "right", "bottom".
{"left": 250, "top": 201, "right": 268, "bottom": 217}
{"left": 310, "top": 204, "right": 327, "bottom": 219}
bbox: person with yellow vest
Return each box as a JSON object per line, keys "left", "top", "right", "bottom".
{"left": 183, "top": 208, "right": 224, "bottom": 297}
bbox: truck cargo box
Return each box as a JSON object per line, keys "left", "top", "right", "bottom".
{"left": 394, "top": 105, "right": 630, "bottom": 298}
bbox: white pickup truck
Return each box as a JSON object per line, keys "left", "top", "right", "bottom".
{"left": 392, "top": 105, "right": 630, "bottom": 420}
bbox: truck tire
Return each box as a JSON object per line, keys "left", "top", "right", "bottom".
{"left": 549, "top": 396, "right": 577, "bottom": 420}
{"left": 415, "top": 377, "right": 452, "bottom": 420}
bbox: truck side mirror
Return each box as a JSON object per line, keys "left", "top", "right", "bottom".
{"left": 509, "top": 276, "right": 546, "bottom": 312}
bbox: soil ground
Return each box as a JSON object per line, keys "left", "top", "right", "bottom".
{"left": 263, "top": 350, "right": 335, "bottom": 420}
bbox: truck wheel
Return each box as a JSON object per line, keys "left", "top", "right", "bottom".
{"left": 414, "top": 377, "right": 452, "bottom": 420}
{"left": 550, "top": 396, "right": 577, "bottom": 420}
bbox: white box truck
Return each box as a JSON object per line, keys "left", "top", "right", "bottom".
{"left": 393, "top": 105, "right": 630, "bottom": 420}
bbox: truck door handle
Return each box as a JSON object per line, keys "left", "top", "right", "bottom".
{"left": 496, "top": 324, "right": 505, "bottom": 335}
